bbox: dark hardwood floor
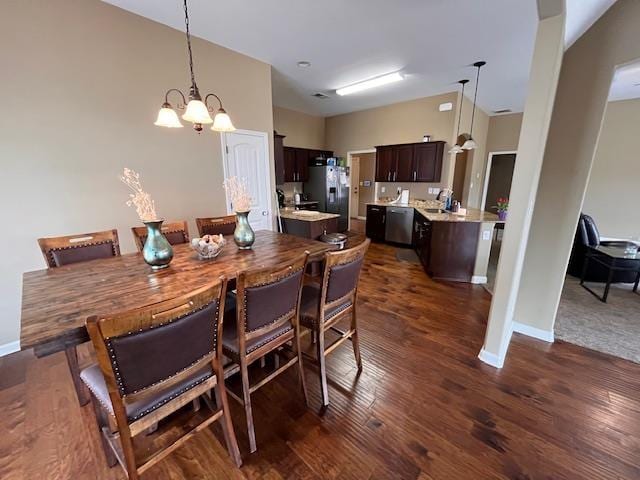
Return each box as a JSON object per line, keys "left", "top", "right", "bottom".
{"left": 1, "top": 241, "right": 639, "bottom": 479}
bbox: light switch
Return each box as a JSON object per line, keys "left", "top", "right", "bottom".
{"left": 381, "top": 186, "right": 386, "bottom": 193}
{"left": 482, "top": 230, "right": 491, "bottom": 240}
{"left": 428, "top": 187, "right": 433, "bottom": 194}
{"left": 433, "top": 188, "right": 440, "bottom": 195}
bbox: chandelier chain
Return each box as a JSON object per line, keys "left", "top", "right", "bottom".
{"left": 470, "top": 65, "right": 481, "bottom": 137}
{"left": 183, "top": 0, "right": 196, "bottom": 88}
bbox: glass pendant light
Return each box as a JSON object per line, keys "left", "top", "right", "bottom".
{"left": 462, "top": 61, "right": 486, "bottom": 151}
{"left": 155, "top": 0, "right": 234, "bottom": 134}
{"left": 449, "top": 79, "right": 469, "bottom": 155}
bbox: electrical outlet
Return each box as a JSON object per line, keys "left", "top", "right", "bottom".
{"left": 482, "top": 230, "right": 491, "bottom": 241}
{"left": 381, "top": 186, "right": 386, "bottom": 193}
{"left": 433, "top": 188, "right": 440, "bottom": 195}
{"left": 428, "top": 187, "right": 433, "bottom": 194}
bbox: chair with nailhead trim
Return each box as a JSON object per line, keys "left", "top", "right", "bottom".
{"left": 196, "top": 215, "right": 236, "bottom": 237}
{"left": 299, "top": 238, "right": 370, "bottom": 407}
{"left": 131, "top": 220, "right": 190, "bottom": 252}
{"left": 222, "top": 253, "right": 309, "bottom": 453}
{"left": 38, "top": 229, "right": 121, "bottom": 268}
{"left": 80, "top": 278, "right": 242, "bottom": 478}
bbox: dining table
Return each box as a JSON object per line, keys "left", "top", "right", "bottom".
{"left": 20, "top": 230, "right": 335, "bottom": 406}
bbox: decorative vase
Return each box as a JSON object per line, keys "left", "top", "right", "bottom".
{"left": 142, "top": 219, "right": 174, "bottom": 270}
{"left": 233, "top": 211, "right": 255, "bottom": 249}
{"left": 498, "top": 210, "right": 508, "bottom": 221}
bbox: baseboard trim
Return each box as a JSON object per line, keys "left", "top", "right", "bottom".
{"left": 471, "top": 275, "right": 488, "bottom": 284}
{"left": 512, "top": 322, "right": 554, "bottom": 343}
{"left": 478, "top": 348, "right": 505, "bottom": 368}
{"left": 0, "top": 341, "right": 20, "bottom": 357}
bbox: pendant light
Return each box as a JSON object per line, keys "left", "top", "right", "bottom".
{"left": 462, "top": 61, "right": 486, "bottom": 150}
{"left": 449, "top": 79, "right": 469, "bottom": 155}
{"left": 154, "top": 0, "right": 235, "bottom": 133}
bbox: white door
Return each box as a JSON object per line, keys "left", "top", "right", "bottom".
{"left": 222, "top": 130, "right": 273, "bottom": 231}
{"left": 350, "top": 156, "right": 360, "bottom": 219}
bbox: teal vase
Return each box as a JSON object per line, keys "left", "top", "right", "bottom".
{"left": 234, "top": 211, "right": 255, "bottom": 249}
{"left": 142, "top": 219, "right": 174, "bottom": 270}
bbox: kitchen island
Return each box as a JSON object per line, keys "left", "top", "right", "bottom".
{"left": 278, "top": 208, "right": 340, "bottom": 240}
{"left": 366, "top": 201, "right": 503, "bottom": 283}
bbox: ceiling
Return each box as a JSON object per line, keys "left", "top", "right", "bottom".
{"left": 104, "top": 0, "right": 618, "bottom": 117}
{"left": 609, "top": 61, "right": 640, "bottom": 102}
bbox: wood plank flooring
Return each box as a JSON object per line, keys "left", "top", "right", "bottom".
{"left": 1, "top": 241, "right": 639, "bottom": 479}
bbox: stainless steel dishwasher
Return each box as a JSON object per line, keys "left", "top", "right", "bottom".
{"left": 384, "top": 206, "right": 414, "bottom": 245}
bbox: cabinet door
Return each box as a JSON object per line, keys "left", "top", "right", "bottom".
{"left": 295, "top": 148, "right": 309, "bottom": 182}
{"left": 283, "top": 147, "right": 296, "bottom": 182}
{"left": 375, "top": 147, "right": 394, "bottom": 182}
{"left": 414, "top": 142, "right": 444, "bottom": 182}
{"left": 274, "top": 134, "right": 285, "bottom": 185}
{"left": 366, "top": 205, "right": 386, "bottom": 241}
{"left": 395, "top": 144, "right": 414, "bottom": 182}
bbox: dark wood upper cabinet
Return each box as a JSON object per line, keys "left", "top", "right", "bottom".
{"left": 281, "top": 146, "right": 334, "bottom": 183}
{"left": 294, "top": 148, "right": 309, "bottom": 182}
{"left": 274, "top": 132, "right": 286, "bottom": 185}
{"left": 283, "top": 146, "right": 296, "bottom": 182}
{"left": 375, "top": 141, "right": 445, "bottom": 183}
{"left": 395, "top": 144, "right": 415, "bottom": 182}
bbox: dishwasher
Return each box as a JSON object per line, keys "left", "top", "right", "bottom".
{"left": 384, "top": 206, "right": 414, "bottom": 245}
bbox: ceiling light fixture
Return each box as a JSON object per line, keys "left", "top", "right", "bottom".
{"left": 154, "top": 0, "right": 235, "bottom": 133}
{"left": 297, "top": 61, "right": 312, "bottom": 68}
{"left": 462, "top": 61, "right": 486, "bottom": 150}
{"left": 336, "top": 72, "right": 404, "bottom": 96}
{"left": 449, "top": 79, "right": 469, "bottom": 155}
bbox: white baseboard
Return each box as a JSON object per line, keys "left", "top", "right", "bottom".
{"left": 471, "top": 275, "right": 488, "bottom": 284}
{"left": 512, "top": 322, "right": 554, "bottom": 342}
{"left": 0, "top": 341, "right": 20, "bottom": 357}
{"left": 478, "top": 348, "right": 505, "bottom": 368}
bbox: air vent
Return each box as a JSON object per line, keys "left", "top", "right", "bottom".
{"left": 493, "top": 109, "right": 512, "bottom": 114}
{"left": 311, "top": 92, "right": 330, "bottom": 99}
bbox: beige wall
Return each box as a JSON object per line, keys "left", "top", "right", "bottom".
{"left": 273, "top": 106, "right": 326, "bottom": 150}
{"left": 0, "top": 0, "right": 274, "bottom": 347}
{"left": 514, "top": 0, "right": 640, "bottom": 335}
{"left": 582, "top": 98, "right": 640, "bottom": 238}
{"left": 486, "top": 113, "right": 523, "bottom": 153}
{"left": 459, "top": 96, "right": 491, "bottom": 208}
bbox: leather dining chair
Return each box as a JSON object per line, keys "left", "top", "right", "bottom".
{"left": 223, "top": 253, "right": 309, "bottom": 453}
{"left": 299, "top": 238, "right": 370, "bottom": 407}
{"left": 131, "top": 220, "right": 189, "bottom": 252}
{"left": 38, "top": 229, "right": 120, "bottom": 268}
{"left": 196, "top": 215, "right": 236, "bottom": 237}
{"left": 81, "top": 278, "right": 242, "bottom": 479}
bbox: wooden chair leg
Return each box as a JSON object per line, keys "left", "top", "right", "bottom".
{"left": 240, "top": 358, "right": 257, "bottom": 453}
{"left": 350, "top": 309, "right": 362, "bottom": 371}
{"left": 316, "top": 327, "right": 329, "bottom": 407}
{"left": 213, "top": 381, "right": 243, "bottom": 467}
{"left": 295, "top": 328, "right": 309, "bottom": 406}
{"left": 192, "top": 397, "right": 201, "bottom": 412}
{"left": 118, "top": 427, "right": 139, "bottom": 480}
{"left": 65, "top": 345, "right": 90, "bottom": 406}
{"left": 89, "top": 397, "right": 118, "bottom": 467}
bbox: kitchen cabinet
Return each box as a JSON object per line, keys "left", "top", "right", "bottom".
{"left": 429, "top": 222, "right": 480, "bottom": 282}
{"left": 274, "top": 132, "right": 286, "bottom": 185}
{"left": 282, "top": 147, "right": 334, "bottom": 182}
{"left": 365, "top": 205, "right": 386, "bottom": 241}
{"left": 375, "top": 141, "right": 445, "bottom": 183}
{"left": 413, "top": 211, "right": 431, "bottom": 268}
{"left": 281, "top": 216, "right": 338, "bottom": 240}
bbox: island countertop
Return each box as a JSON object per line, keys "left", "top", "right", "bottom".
{"left": 279, "top": 208, "right": 340, "bottom": 222}
{"left": 367, "top": 201, "right": 503, "bottom": 224}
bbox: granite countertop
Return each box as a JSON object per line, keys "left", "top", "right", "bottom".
{"left": 279, "top": 208, "right": 340, "bottom": 222}
{"left": 367, "top": 201, "right": 503, "bottom": 223}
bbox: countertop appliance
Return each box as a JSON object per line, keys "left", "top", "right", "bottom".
{"left": 304, "top": 165, "right": 349, "bottom": 232}
{"left": 385, "top": 206, "right": 414, "bottom": 245}
{"left": 276, "top": 188, "right": 285, "bottom": 208}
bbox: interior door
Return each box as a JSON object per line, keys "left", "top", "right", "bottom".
{"left": 350, "top": 157, "right": 360, "bottom": 219}
{"left": 222, "top": 130, "right": 273, "bottom": 231}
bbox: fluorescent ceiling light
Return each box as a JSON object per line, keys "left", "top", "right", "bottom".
{"left": 336, "top": 72, "right": 404, "bottom": 96}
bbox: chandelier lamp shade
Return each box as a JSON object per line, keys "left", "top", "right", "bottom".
{"left": 154, "top": 0, "right": 235, "bottom": 133}
{"left": 449, "top": 79, "right": 469, "bottom": 155}
{"left": 462, "top": 61, "right": 486, "bottom": 151}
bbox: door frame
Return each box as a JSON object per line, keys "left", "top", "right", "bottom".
{"left": 480, "top": 150, "right": 517, "bottom": 211}
{"left": 347, "top": 149, "right": 376, "bottom": 226}
{"left": 220, "top": 129, "right": 274, "bottom": 231}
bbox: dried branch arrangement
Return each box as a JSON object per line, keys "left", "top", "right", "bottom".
{"left": 223, "top": 176, "right": 252, "bottom": 213}
{"left": 119, "top": 168, "right": 158, "bottom": 222}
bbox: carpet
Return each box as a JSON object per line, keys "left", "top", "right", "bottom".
{"left": 556, "top": 276, "right": 640, "bottom": 364}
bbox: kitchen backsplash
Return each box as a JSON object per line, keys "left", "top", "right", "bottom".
{"left": 375, "top": 182, "right": 443, "bottom": 201}
{"left": 277, "top": 182, "right": 303, "bottom": 200}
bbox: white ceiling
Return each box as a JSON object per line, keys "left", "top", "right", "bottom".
{"left": 103, "top": 0, "right": 618, "bottom": 117}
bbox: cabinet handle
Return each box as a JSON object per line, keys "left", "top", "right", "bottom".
{"left": 394, "top": 171, "right": 397, "bottom": 181}
{"left": 382, "top": 214, "right": 385, "bottom": 223}
{"left": 387, "top": 171, "right": 391, "bottom": 181}
{"left": 413, "top": 171, "right": 417, "bottom": 181}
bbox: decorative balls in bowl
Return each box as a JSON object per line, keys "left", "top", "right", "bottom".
{"left": 191, "top": 234, "right": 226, "bottom": 260}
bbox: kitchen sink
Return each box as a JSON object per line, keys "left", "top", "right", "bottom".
{"left": 424, "top": 208, "right": 446, "bottom": 213}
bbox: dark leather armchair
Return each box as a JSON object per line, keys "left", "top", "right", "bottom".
{"left": 567, "top": 214, "right": 637, "bottom": 282}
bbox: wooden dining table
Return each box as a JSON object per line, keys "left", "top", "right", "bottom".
{"left": 20, "top": 231, "right": 334, "bottom": 406}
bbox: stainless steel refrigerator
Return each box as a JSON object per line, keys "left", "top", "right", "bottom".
{"left": 304, "top": 165, "right": 349, "bottom": 232}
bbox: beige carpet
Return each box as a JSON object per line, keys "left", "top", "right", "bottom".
{"left": 556, "top": 276, "right": 640, "bottom": 364}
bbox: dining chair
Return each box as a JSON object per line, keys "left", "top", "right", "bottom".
{"left": 131, "top": 220, "right": 189, "bottom": 252}
{"left": 80, "top": 278, "right": 242, "bottom": 479}
{"left": 223, "top": 253, "right": 309, "bottom": 453}
{"left": 299, "top": 238, "right": 370, "bottom": 407}
{"left": 38, "top": 229, "right": 120, "bottom": 268}
{"left": 196, "top": 215, "right": 236, "bottom": 237}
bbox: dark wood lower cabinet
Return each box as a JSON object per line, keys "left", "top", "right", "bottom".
{"left": 281, "top": 217, "right": 338, "bottom": 240}
{"left": 365, "top": 205, "right": 386, "bottom": 241}
{"left": 428, "top": 222, "right": 480, "bottom": 282}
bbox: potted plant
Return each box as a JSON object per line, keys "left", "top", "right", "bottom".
{"left": 493, "top": 197, "right": 509, "bottom": 221}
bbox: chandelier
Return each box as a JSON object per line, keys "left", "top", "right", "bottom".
{"left": 154, "top": 0, "right": 235, "bottom": 133}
